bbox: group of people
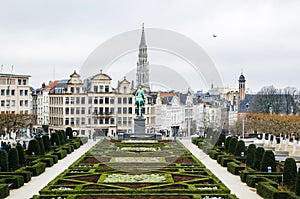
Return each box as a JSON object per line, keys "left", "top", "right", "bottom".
{"left": 0, "top": 141, "right": 12, "bottom": 152}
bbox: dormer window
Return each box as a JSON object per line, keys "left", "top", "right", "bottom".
{"left": 123, "top": 86, "right": 127, "bottom": 93}
{"left": 105, "top": 85, "right": 109, "bottom": 93}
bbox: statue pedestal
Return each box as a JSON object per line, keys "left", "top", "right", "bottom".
{"left": 134, "top": 117, "right": 146, "bottom": 136}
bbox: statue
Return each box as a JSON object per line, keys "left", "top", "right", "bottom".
{"left": 135, "top": 86, "right": 145, "bottom": 118}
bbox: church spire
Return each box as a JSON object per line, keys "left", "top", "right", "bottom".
{"left": 136, "top": 23, "right": 150, "bottom": 89}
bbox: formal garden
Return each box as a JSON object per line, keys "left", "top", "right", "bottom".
{"left": 0, "top": 127, "right": 88, "bottom": 199}
{"left": 192, "top": 132, "right": 300, "bottom": 199}
{"left": 33, "top": 138, "right": 238, "bottom": 199}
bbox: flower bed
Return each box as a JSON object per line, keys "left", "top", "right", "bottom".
{"left": 34, "top": 139, "right": 237, "bottom": 199}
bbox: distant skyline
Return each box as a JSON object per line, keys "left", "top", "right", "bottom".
{"left": 1, "top": 0, "right": 300, "bottom": 92}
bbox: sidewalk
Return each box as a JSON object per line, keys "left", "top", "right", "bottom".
{"left": 8, "top": 139, "right": 97, "bottom": 199}
{"left": 180, "top": 138, "right": 262, "bottom": 199}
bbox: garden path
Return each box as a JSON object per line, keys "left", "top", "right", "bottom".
{"left": 180, "top": 138, "right": 263, "bottom": 199}
{"left": 8, "top": 139, "right": 97, "bottom": 199}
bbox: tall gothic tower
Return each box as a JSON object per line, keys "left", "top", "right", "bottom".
{"left": 136, "top": 23, "right": 150, "bottom": 89}
{"left": 238, "top": 72, "right": 246, "bottom": 100}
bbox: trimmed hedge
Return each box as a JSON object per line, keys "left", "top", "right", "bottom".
{"left": 53, "top": 149, "right": 67, "bottom": 160}
{"left": 0, "top": 183, "right": 9, "bottom": 198}
{"left": 253, "top": 147, "right": 265, "bottom": 170}
{"left": 27, "top": 139, "right": 41, "bottom": 155}
{"left": 42, "top": 135, "right": 51, "bottom": 152}
{"left": 227, "top": 161, "right": 246, "bottom": 175}
{"left": 36, "top": 136, "right": 46, "bottom": 155}
{"left": 0, "top": 175, "right": 24, "bottom": 189}
{"left": 26, "top": 162, "right": 46, "bottom": 176}
{"left": 234, "top": 140, "right": 245, "bottom": 156}
{"left": 228, "top": 137, "right": 238, "bottom": 155}
{"left": 0, "top": 170, "right": 31, "bottom": 183}
{"left": 66, "top": 127, "right": 73, "bottom": 140}
{"left": 245, "top": 144, "right": 256, "bottom": 168}
{"left": 16, "top": 144, "right": 26, "bottom": 166}
{"left": 260, "top": 150, "right": 276, "bottom": 172}
{"left": 283, "top": 158, "right": 297, "bottom": 190}
{"left": 8, "top": 148, "right": 19, "bottom": 171}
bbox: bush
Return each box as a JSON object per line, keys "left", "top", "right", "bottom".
{"left": 57, "top": 130, "right": 65, "bottom": 145}
{"left": 66, "top": 127, "right": 73, "bottom": 140}
{"left": 27, "top": 139, "right": 41, "bottom": 155}
{"left": 26, "top": 162, "right": 46, "bottom": 176}
{"left": 8, "top": 148, "right": 19, "bottom": 171}
{"left": 295, "top": 168, "right": 300, "bottom": 196}
{"left": 253, "top": 147, "right": 265, "bottom": 170}
{"left": 216, "top": 133, "right": 226, "bottom": 147}
{"left": 0, "top": 149, "right": 9, "bottom": 172}
{"left": 36, "top": 136, "right": 45, "bottom": 155}
{"left": 16, "top": 144, "right": 26, "bottom": 166}
{"left": 42, "top": 135, "right": 51, "bottom": 152}
{"left": 234, "top": 140, "right": 245, "bottom": 156}
{"left": 260, "top": 150, "right": 276, "bottom": 172}
{"left": 228, "top": 137, "right": 238, "bottom": 155}
{"left": 54, "top": 150, "right": 67, "bottom": 159}
{"left": 50, "top": 132, "right": 61, "bottom": 146}
{"left": 257, "top": 181, "right": 279, "bottom": 199}
{"left": 246, "top": 144, "right": 256, "bottom": 167}
{"left": 224, "top": 136, "right": 232, "bottom": 152}
{"left": 283, "top": 158, "right": 297, "bottom": 190}
{"left": 0, "top": 175, "right": 24, "bottom": 189}
{"left": 0, "top": 184, "right": 9, "bottom": 198}
{"left": 227, "top": 161, "right": 246, "bottom": 175}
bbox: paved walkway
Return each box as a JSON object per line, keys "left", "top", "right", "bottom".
{"left": 180, "top": 138, "right": 262, "bottom": 199}
{"left": 8, "top": 139, "right": 97, "bottom": 199}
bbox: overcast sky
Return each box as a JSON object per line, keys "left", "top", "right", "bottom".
{"left": 1, "top": 0, "right": 300, "bottom": 92}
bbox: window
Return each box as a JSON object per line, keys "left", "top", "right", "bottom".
{"left": 81, "top": 97, "right": 85, "bottom": 104}
{"left": 1, "top": 89, "right": 4, "bottom": 96}
{"left": 123, "top": 86, "right": 127, "bottom": 93}
{"left": 105, "top": 97, "right": 109, "bottom": 104}
{"left": 105, "top": 85, "right": 109, "bottom": 92}
{"left": 117, "top": 117, "right": 122, "bottom": 124}
{"left": 117, "top": 107, "right": 122, "bottom": 114}
{"left": 65, "top": 118, "right": 69, "bottom": 125}
{"left": 70, "top": 118, "right": 74, "bottom": 125}
{"left": 110, "top": 107, "right": 114, "bottom": 114}
{"left": 105, "top": 118, "right": 109, "bottom": 124}
{"left": 81, "top": 107, "right": 85, "bottom": 114}
{"left": 65, "top": 97, "right": 69, "bottom": 104}
{"left": 76, "top": 118, "right": 80, "bottom": 125}
{"left": 11, "top": 100, "right": 15, "bottom": 107}
{"left": 23, "top": 79, "right": 26, "bottom": 85}
{"left": 11, "top": 90, "right": 15, "bottom": 96}
{"left": 123, "top": 97, "right": 127, "bottom": 104}
{"left": 105, "top": 107, "right": 109, "bottom": 114}
{"left": 99, "top": 85, "right": 103, "bottom": 92}
{"left": 1, "top": 100, "right": 4, "bottom": 106}
{"left": 123, "top": 117, "right": 127, "bottom": 124}
{"left": 76, "top": 97, "right": 80, "bottom": 104}
{"left": 94, "top": 107, "right": 98, "bottom": 114}
{"left": 24, "top": 100, "right": 28, "bottom": 106}
{"left": 123, "top": 107, "right": 127, "bottom": 114}
{"left": 81, "top": 118, "right": 85, "bottom": 125}
{"left": 110, "top": 97, "right": 115, "bottom": 104}
{"left": 118, "top": 97, "right": 122, "bottom": 104}
{"left": 94, "top": 85, "right": 98, "bottom": 92}
{"left": 70, "top": 87, "right": 74, "bottom": 93}
{"left": 128, "top": 107, "right": 132, "bottom": 114}
{"left": 6, "top": 89, "right": 10, "bottom": 96}
{"left": 99, "top": 119, "right": 103, "bottom": 124}
{"left": 88, "top": 97, "right": 92, "bottom": 104}
{"left": 71, "top": 107, "right": 74, "bottom": 114}
{"left": 65, "top": 107, "right": 69, "bottom": 114}
{"left": 18, "top": 79, "right": 21, "bottom": 85}
{"left": 19, "top": 100, "right": 23, "bottom": 106}
{"left": 76, "top": 87, "right": 80, "bottom": 93}
{"left": 70, "top": 97, "right": 74, "bottom": 104}
{"left": 99, "top": 97, "right": 103, "bottom": 104}
{"left": 110, "top": 118, "right": 115, "bottom": 124}
{"left": 94, "top": 97, "right": 98, "bottom": 104}
{"left": 99, "top": 107, "right": 103, "bottom": 114}
{"left": 128, "top": 117, "right": 132, "bottom": 124}
{"left": 94, "top": 118, "right": 98, "bottom": 125}
{"left": 128, "top": 97, "right": 132, "bottom": 104}
{"left": 76, "top": 107, "right": 80, "bottom": 114}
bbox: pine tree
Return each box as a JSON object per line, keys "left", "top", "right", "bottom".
{"left": 260, "top": 150, "right": 276, "bottom": 172}
{"left": 253, "top": 147, "right": 265, "bottom": 170}
{"left": 0, "top": 149, "right": 9, "bottom": 172}
{"left": 234, "top": 140, "right": 245, "bottom": 156}
{"left": 246, "top": 144, "right": 256, "bottom": 167}
{"left": 283, "top": 158, "right": 297, "bottom": 190}
{"left": 8, "top": 148, "right": 19, "bottom": 171}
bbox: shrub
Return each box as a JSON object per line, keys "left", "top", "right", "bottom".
{"left": 66, "top": 127, "right": 73, "bottom": 139}
{"left": 228, "top": 137, "right": 238, "bottom": 154}
{"left": 50, "top": 132, "right": 60, "bottom": 146}
{"left": 227, "top": 161, "right": 246, "bottom": 175}
{"left": 57, "top": 130, "right": 65, "bottom": 145}
{"left": 260, "top": 150, "right": 276, "bottom": 172}
{"left": 246, "top": 144, "right": 256, "bottom": 167}
{"left": 27, "top": 139, "right": 41, "bottom": 155}
{"left": 8, "top": 148, "right": 19, "bottom": 171}
{"left": 16, "top": 144, "right": 26, "bottom": 166}
{"left": 282, "top": 158, "right": 297, "bottom": 190}
{"left": 295, "top": 168, "right": 300, "bottom": 196}
{"left": 253, "top": 147, "right": 265, "bottom": 170}
{"left": 216, "top": 132, "right": 226, "bottom": 147}
{"left": 0, "top": 184, "right": 9, "bottom": 198}
{"left": 36, "top": 136, "right": 45, "bottom": 155}
{"left": 42, "top": 135, "right": 51, "bottom": 152}
{"left": 224, "top": 136, "right": 232, "bottom": 152}
{"left": 234, "top": 140, "right": 245, "bottom": 156}
{"left": 26, "top": 162, "right": 46, "bottom": 176}
{"left": 0, "top": 149, "right": 9, "bottom": 172}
